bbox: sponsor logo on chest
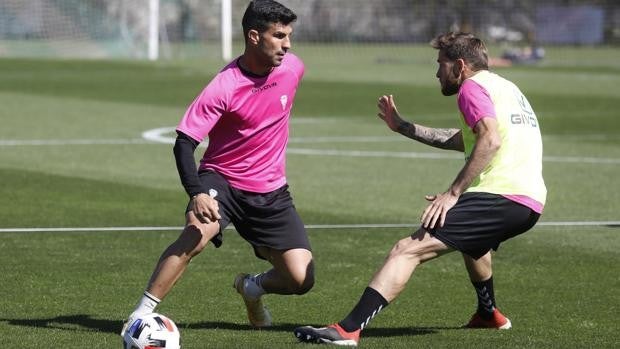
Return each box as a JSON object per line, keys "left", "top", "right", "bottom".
{"left": 250, "top": 81, "right": 288, "bottom": 111}
{"left": 251, "top": 81, "right": 277, "bottom": 94}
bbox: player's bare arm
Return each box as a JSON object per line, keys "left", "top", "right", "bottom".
{"left": 378, "top": 94, "right": 464, "bottom": 151}
{"left": 398, "top": 122, "right": 464, "bottom": 151}
{"left": 421, "top": 116, "right": 501, "bottom": 229}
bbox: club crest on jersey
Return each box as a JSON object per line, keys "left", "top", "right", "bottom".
{"left": 280, "top": 95, "right": 288, "bottom": 110}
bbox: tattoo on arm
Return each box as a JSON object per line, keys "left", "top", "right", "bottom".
{"left": 396, "top": 120, "right": 417, "bottom": 138}
{"left": 397, "top": 121, "right": 463, "bottom": 151}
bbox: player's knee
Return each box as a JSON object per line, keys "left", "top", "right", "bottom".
{"left": 388, "top": 238, "right": 410, "bottom": 257}
{"left": 288, "top": 265, "right": 315, "bottom": 295}
{"left": 301, "top": 271, "right": 315, "bottom": 294}
{"left": 179, "top": 224, "right": 210, "bottom": 258}
{"left": 291, "top": 273, "right": 314, "bottom": 295}
{"left": 387, "top": 238, "right": 423, "bottom": 265}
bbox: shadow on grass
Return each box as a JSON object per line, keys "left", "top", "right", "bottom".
{"left": 0, "top": 314, "right": 120, "bottom": 333}
{"left": 183, "top": 321, "right": 450, "bottom": 337}
{"left": 0, "top": 314, "right": 457, "bottom": 338}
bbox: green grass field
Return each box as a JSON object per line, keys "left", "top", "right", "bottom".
{"left": 1, "top": 44, "right": 619, "bottom": 348}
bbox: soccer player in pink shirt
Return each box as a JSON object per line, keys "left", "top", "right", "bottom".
{"left": 295, "top": 32, "right": 546, "bottom": 346}
{"left": 122, "top": 0, "right": 313, "bottom": 335}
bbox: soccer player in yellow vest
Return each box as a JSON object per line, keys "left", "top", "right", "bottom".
{"left": 294, "top": 32, "right": 546, "bottom": 346}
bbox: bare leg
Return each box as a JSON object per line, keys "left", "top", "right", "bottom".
{"left": 463, "top": 251, "right": 492, "bottom": 282}
{"left": 121, "top": 212, "right": 221, "bottom": 335}
{"left": 234, "top": 247, "right": 314, "bottom": 327}
{"left": 368, "top": 228, "right": 452, "bottom": 302}
{"left": 461, "top": 251, "right": 510, "bottom": 329}
{"left": 254, "top": 247, "right": 314, "bottom": 295}
{"left": 293, "top": 228, "right": 453, "bottom": 343}
{"left": 146, "top": 211, "right": 221, "bottom": 299}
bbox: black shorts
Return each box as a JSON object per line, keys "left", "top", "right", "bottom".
{"left": 186, "top": 170, "right": 311, "bottom": 259}
{"left": 429, "top": 192, "right": 540, "bottom": 259}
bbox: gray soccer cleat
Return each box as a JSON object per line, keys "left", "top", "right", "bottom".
{"left": 233, "top": 273, "right": 272, "bottom": 328}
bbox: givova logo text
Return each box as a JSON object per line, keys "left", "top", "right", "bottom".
{"left": 510, "top": 113, "right": 538, "bottom": 127}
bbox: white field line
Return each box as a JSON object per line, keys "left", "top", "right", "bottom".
{"left": 288, "top": 148, "right": 461, "bottom": 160}
{"left": 0, "top": 139, "right": 150, "bottom": 146}
{"left": 141, "top": 127, "right": 409, "bottom": 145}
{"left": 1, "top": 221, "right": 619, "bottom": 233}
{"left": 0, "top": 136, "right": 407, "bottom": 146}
{"left": 1, "top": 133, "right": 619, "bottom": 165}
{"left": 2, "top": 134, "right": 616, "bottom": 145}
{"left": 288, "top": 148, "right": 620, "bottom": 164}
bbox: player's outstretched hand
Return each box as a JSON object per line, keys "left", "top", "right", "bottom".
{"left": 377, "top": 95, "right": 405, "bottom": 132}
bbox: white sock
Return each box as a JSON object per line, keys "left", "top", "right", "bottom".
{"left": 244, "top": 273, "right": 267, "bottom": 300}
{"left": 132, "top": 291, "right": 161, "bottom": 317}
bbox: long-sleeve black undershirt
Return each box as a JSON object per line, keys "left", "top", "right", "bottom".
{"left": 173, "top": 131, "right": 206, "bottom": 198}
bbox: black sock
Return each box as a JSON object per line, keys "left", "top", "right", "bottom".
{"left": 472, "top": 276, "right": 496, "bottom": 320}
{"left": 338, "top": 287, "right": 388, "bottom": 332}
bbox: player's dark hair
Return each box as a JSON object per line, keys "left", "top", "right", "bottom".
{"left": 431, "top": 32, "right": 489, "bottom": 71}
{"left": 242, "top": 0, "right": 297, "bottom": 40}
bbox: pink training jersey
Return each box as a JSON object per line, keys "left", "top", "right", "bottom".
{"left": 458, "top": 77, "right": 545, "bottom": 213}
{"left": 176, "top": 53, "right": 304, "bottom": 193}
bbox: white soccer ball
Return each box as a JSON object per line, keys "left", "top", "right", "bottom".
{"left": 123, "top": 313, "right": 181, "bottom": 349}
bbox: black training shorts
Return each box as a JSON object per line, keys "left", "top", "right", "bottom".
{"left": 186, "top": 170, "right": 311, "bottom": 258}
{"left": 429, "top": 192, "right": 540, "bottom": 259}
